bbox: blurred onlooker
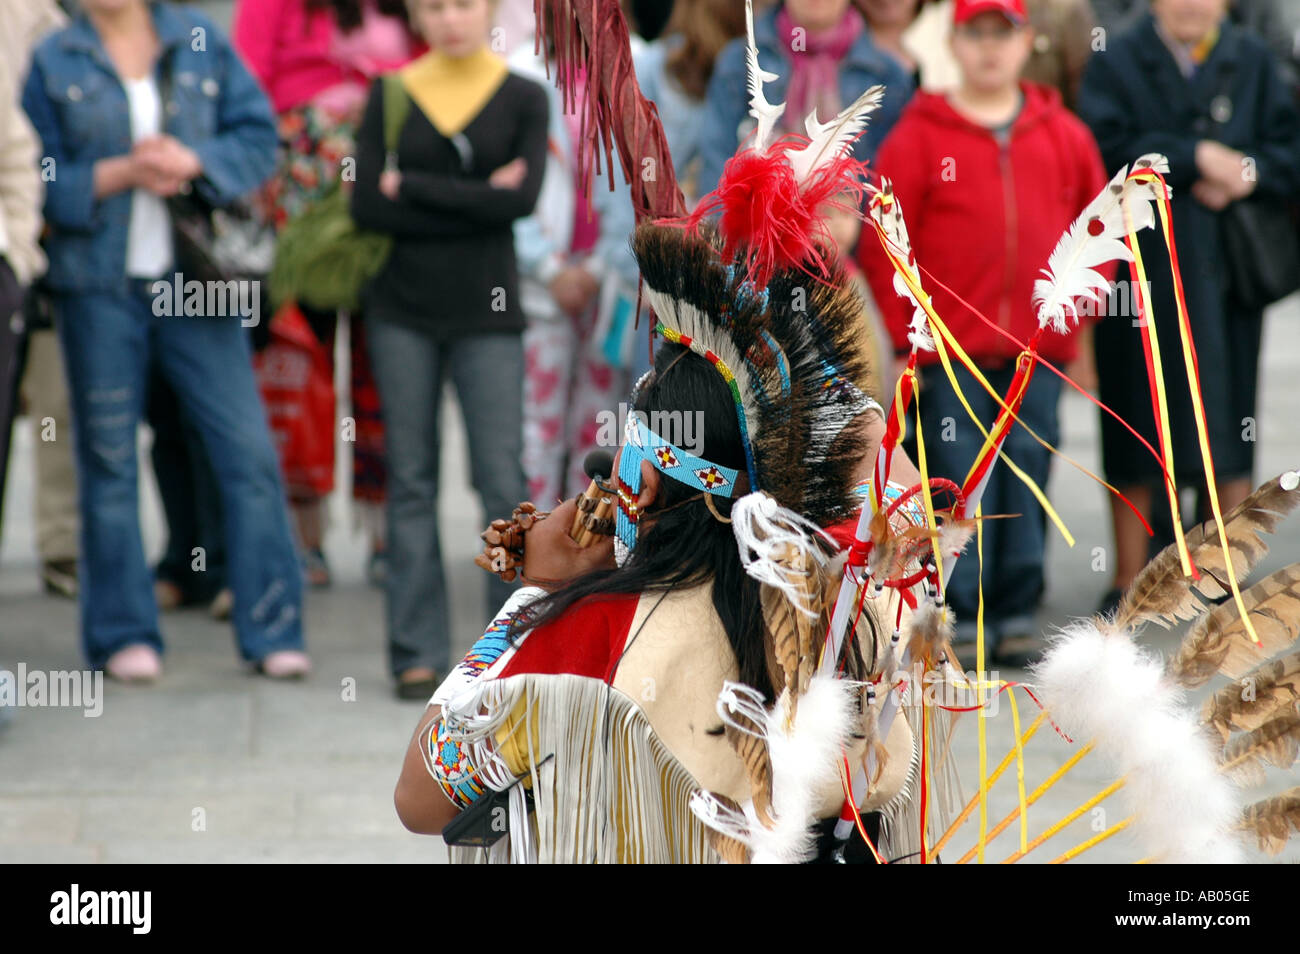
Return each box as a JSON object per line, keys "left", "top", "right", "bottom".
{"left": 512, "top": 42, "right": 623, "bottom": 507}
{"left": 148, "top": 370, "right": 231, "bottom": 617}
{"left": 634, "top": 0, "right": 747, "bottom": 206}
{"left": 3, "top": 0, "right": 76, "bottom": 598}
{"left": 350, "top": 0, "right": 547, "bottom": 699}
{"left": 697, "top": 0, "right": 914, "bottom": 198}
{"left": 1077, "top": 0, "right": 1300, "bottom": 614}
{"left": 1090, "top": 0, "right": 1145, "bottom": 33}
{"left": 898, "top": 0, "right": 1098, "bottom": 108}
{"left": 857, "top": 0, "right": 932, "bottom": 84}
{"left": 233, "top": 0, "right": 423, "bottom": 588}
{"left": 0, "top": 0, "right": 63, "bottom": 734}
{"left": 592, "top": 0, "right": 748, "bottom": 375}
{"left": 1233, "top": 0, "right": 1300, "bottom": 98}
{"left": 1021, "top": 0, "right": 1098, "bottom": 109}
{"left": 860, "top": 0, "right": 1109, "bottom": 664}
{"left": 519, "top": 0, "right": 747, "bottom": 507}
{"left": 22, "top": 0, "right": 308, "bottom": 681}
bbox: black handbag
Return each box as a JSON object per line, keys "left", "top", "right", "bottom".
{"left": 166, "top": 189, "right": 272, "bottom": 285}
{"left": 1203, "top": 59, "right": 1300, "bottom": 310}
{"left": 1219, "top": 198, "right": 1300, "bottom": 310}
{"left": 159, "top": 54, "right": 274, "bottom": 285}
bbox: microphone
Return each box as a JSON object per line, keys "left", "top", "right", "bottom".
{"left": 584, "top": 449, "right": 614, "bottom": 481}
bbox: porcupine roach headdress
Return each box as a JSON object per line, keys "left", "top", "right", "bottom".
{"left": 601, "top": 0, "right": 888, "bottom": 553}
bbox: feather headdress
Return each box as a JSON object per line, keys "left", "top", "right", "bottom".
{"left": 632, "top": 222, "right": 874, "bottom": 524}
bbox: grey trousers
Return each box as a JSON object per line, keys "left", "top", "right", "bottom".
{"left": 367, "top": 317, "right": 525, "bottom": 678}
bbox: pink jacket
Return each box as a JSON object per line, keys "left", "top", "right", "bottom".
{"left": 232, "top": 0, "right": 422, "bottom": 114}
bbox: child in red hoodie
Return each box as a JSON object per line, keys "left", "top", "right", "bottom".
{"left": 858, "top": 0, "right": 1109, "bottom": 665}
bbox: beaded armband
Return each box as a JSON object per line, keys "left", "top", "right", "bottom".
{"left": 428, "top": 716, "right": 487, "bottom": 809}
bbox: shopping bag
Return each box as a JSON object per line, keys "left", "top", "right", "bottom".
{"left": 254, "top": 302, "right": 336, "bottom": 497}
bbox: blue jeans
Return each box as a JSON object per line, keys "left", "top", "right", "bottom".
{"left": 367, "top": 318, "right": 525, "bottom": 678}
{"left": 916, "top": 360, "right": 1061, "bottom": 633}
{"left": 55, "top": 282, "right": 304, "bottom": 668}
{"left": 147, "top": 367, "right": 227, "bottom": 602}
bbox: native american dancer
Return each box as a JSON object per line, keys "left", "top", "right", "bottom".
{"left": 395, "top": 0, "right": 1300, "bottom": 863}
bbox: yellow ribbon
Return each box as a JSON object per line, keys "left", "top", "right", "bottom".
{"left": 878, "top": 241, "right": 1075, "bottom": 546}
{"left": 1049, "top": 815, "right": 1134, "bottom": 864}
{"left": 1132, "top": 173, "right": 1260, "bottom": 647}
{"left": 911, "top": 376, "right": 945, "bottom": 592}
{"left": 1122, "top": 194, "right": 1193, "bottom": 579}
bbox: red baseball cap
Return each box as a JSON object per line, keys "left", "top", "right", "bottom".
{"left": 953, "top": 0, "right": 1028, "bottom": 26}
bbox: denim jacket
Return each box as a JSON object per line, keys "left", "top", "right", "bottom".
{"left": 696, "top": 5, "right": 914, "bottom": 199}
{"left": 22, "top": 2, "right": 277, "bottom": 293}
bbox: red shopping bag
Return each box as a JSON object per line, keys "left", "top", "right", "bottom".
{"left": 254, "top": 302, "right": 335, "bottom": 497}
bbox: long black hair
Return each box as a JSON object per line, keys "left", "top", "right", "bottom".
{"left": 510, "top": 341, "right": 776, "bottom": 701}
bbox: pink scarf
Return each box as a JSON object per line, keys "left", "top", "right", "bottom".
{"left": 775, "top": 5, "right": 863, "bottom": 131}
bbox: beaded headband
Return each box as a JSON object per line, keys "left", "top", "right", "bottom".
{"left": 614, "top": 412, "right": 740, "bottom": 551}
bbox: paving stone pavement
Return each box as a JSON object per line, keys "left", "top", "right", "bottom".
{"left": 2, "top": 299, "right": 1298, "bottom": 864}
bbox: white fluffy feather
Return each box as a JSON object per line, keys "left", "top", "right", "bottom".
{"left": 937, "top": 521, "right": 975, "bottom": 561}
{"left": 691, "top": 674, "right": 857, "bottom": 863}
{"left": 1032, "top": 154, "right": 1171, "bottom": 334}
{"left": 1032, "top": 621, "right": 1243, "bottom": 863}
{"left": 786, "top": 85, "right": 885, "bottom": 186}
{"left": 744, "top": 0, "right": 784, "bottom": 154}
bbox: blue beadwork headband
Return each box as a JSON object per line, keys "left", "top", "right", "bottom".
{"left": 614, "top": 413, "right": 739, "bottom": 551}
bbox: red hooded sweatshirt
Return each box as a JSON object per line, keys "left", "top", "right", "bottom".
{"left": 858, "top": 82, "right": 1111, "bottom": 368}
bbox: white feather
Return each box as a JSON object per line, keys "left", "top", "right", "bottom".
{"left": 1032, "top": 153, "right": 1171, "bottom": 334}
{"left": 937, "top": 521, "right": 975, "bottom": 561}
{"left": 1032, "top": 621, "right": 1244, "bottom": 863}
{"left": 871, "top": 179, "right": 934, "bottom": 352}
{"left": 744, "top": 0, "right": 785, "bottom": 154}
{"left": 732, "top": 492, "right": 835, "bottom": 618}
{"left": 786, "top": 85, "right": 885, "bottom": 186}
{"left": 691, "top": 675, "right": 858, "bottom": 863}
{"left": 754, "top": 676, "right": 857, "bottom": 863}
{"left": 687, "top": 790, "right": 754, "bottom": 851}
{"left": 716, "top": 680, "right": 771, "bottom": 738}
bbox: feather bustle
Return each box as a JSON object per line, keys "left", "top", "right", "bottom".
{"left": 1218, "top": 710, "right": 1300, "bottom": 785}
{"left": 1114, "top": 474, "right": 1300, "bottom": 632}
{"left": 1238, "top": 786, "right": 1300, "bottom": 856}
{"left": 1202, "top": 651, "right": 1300, "bottom": 742}
{"left": 1167, "top": 563, "right": 1300, "bottom": 687}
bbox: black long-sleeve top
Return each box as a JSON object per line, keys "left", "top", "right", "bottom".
{"left": 350, "top": 71, "right": 549, "bottom": 334}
